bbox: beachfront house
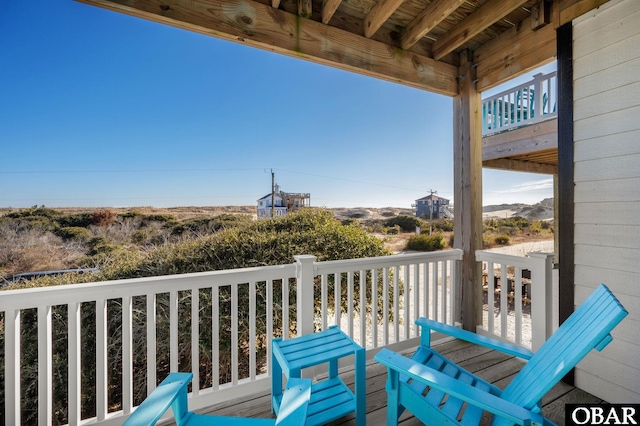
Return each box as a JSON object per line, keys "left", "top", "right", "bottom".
{"left": 2, "top": 0, "right": 638, "bottom": 423}
{"left": 257, "top": 184, "right": 311, "bottom": 218}
{"left": 414, "top": 194, "right": 451, "bottom": 219}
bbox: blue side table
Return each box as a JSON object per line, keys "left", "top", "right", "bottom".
{"left": 271, "top": 326, "right": 365, "bottom": 426}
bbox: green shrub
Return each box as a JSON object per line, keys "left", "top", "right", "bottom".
{"left": 385, "top": 225, "right": 401, "bottom": 235}
{"left": 118, "top": 211, "right": 142, "bottom": 219}
{"left": 88, "top": 236, "right": 116, "bottom": 255}
{"left": 384, "top": 215, "right": 420, "bottom": 232}
{"left": 141, "top": 214, "right": 177, "bottom": 225}
{"left": 171, "top": 214, "right": 252, "bottom": 236}
{"left": 57, "top": 213, "right": 93, "bottom": 228}
{"left": 6, "top": 206, "right": 59, "bottom": 220}
{"left": 494, "top": 234, "right": 510, "bottom": 245}
{"left": 57, "top": 226, "right": 92, "bottom": 242}
{"left": 432, "top": 219, "right": 454, "bottom": 232}
{"left": 406, "top": 233, "right": 447, "bottom": 251}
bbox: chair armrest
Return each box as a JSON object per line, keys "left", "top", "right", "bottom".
{"left": 416, "top": 317, "right": 534, "bottom": 360}
{"left": 276, "top": 378, "right": 312, "bottom": 426}
{"left": 375, "top": 349, "right": 546, "bottom": 426}
{"left": 124, "top": 372, "right": 193, "bottom": 426}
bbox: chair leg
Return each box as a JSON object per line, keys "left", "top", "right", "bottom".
{"left": 386, "top": 369, "right": 401, "bottom": 426}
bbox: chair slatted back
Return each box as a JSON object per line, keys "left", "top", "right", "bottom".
{"left": 498, "top": 284, "right": 627, "bottom": 421}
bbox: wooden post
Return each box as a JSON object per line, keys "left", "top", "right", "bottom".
{"left": 528, "top": 252, "right": 555, "bottom": 351}
{"left": 453, "top": 50, "right": 483, "bottom": 331}
{"left": 294, "top": 255, "right": 317, "bottom": 336}
{"left": 556, "top": 21, "right": 575, "bottom": 384}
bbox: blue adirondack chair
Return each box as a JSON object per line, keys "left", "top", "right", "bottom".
{"left": 375, "top": 284, "right": 628, "bottom": 426}
{"left": 124, "top": 372, "right": 311, "bottom": 426}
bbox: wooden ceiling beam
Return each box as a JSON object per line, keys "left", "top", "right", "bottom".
{"left": 475, "top": 14, "right": 556, "bottom": 91}
{"left": 364, "top": 0, "right": 405, "bottom": 38}
{"left": 322, "top": 0, "right": 342, "bottom": 24}
{"left": 77, "top": 0, "right": 459, "bottom": 96}
{"left": 432, "top": 0, "right": 530, "bottom": 60}
{"left": 401, "top": 0, "right": 466, "bottom": 50}
{"left": 557, "top": 0, "right": 610, "bottom": 27}
{"left": 483, "top": 158, "right": 557, "bottom": 174}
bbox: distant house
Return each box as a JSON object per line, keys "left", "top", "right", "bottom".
{"left": 257, "top": 184, "right": 310, "bottom": 218}
{"left": 414, "top": 194, "right": 451, "bottom": 219}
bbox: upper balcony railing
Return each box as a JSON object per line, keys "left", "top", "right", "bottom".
{"left": 482, "top": 71, "right": 557, "bottom": 137}
{"left": 0, "top": 248, "right": 556, "bottom": 426}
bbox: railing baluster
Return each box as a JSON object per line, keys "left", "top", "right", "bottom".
{"left": 68, "top": 303, "right": 81, "bottom": 424}
{"left": 515, "top": 267, "right": 523, "bottom": 346}
{"left": 5, "top": 309, "right": 20, "bottom": 425}
{"left": 266, "top": 280, "right": 273, "bottom": 377}
{"left": 38, "top": 305, "right": 52, "bottom": 426}
{"left": 403, "top": 264, "right": 410, "bottom": 339}
{"left": 413, "top": 263, "right": 419, "bottom": 337}
{"left": 500, "top": 263, "right": 508, "bottom": 340}
{"left": 96, "top": 299, "right": 107, "bottom": 421}
{"left": 249, "top": 281, "right": 256, "bottom": 380}
{"left": 488, "top": 262, "right": 495, "bottom": 335}
{"left": 347, "top": 271, "right": 354, "bottom": 338}
{"left": 439, "top": 260, "right": 448, "bottom": 323}
{"left": 334, "top": 273, "right": 341, "bottom": 327}
{"left": 170, "top": 290, "right": 178, "bottom": 373}
{"left": 383, "top": 268, "right": 389, "bottom": 346}
{"left": 422, "top": 262, "right": 429, "bottom": 321}
{"left": 122, "top": 296, "right": 133, "bottom": 413}
{"left": 146, "top": 293, "right": 156, "bottom": 395}
{"left": 212, "top": 286, "right": 220, "bottom": 391}
{"left": 371, "top": 268, "right": 378, "bottom": 348}
{"left": 192, "top": 289, "right": 200, "bottom": 395}
{"left": 393, "top": 266, "right": 399, "bottom": 343}
{"left": 449, "top": 260, "right": 456, "bottom": 325}
{"left": 231, "top": 284, "right": 239, "bottom": 385}
{"left": 432, "top": 261, "right": 439, "bottom": 321}
{"left": 321, "top": 273, "right": 328, "bottom": 330}
{"left": 282, "top": 280, "right": 289, "bottom": 339}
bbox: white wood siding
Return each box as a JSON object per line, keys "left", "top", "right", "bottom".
{"left": 573, "top": 0, "right": 640, "bottom": 403}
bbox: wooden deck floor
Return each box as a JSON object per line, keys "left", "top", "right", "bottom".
{"left": 200, "top": 337, "right": 605, "bottom": 425}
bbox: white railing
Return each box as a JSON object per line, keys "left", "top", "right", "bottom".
{"left": 0, "top": 249, "right": 462, "bottom": 426}
{"left": 475, "top": 250, "right": 555, "bottom": 351}
{"left": 482, "top": 71, "right": 557, "bottom": 136}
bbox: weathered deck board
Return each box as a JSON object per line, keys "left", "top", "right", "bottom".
{"left": 197, "top": 338, "right": 604, "bottom": 425}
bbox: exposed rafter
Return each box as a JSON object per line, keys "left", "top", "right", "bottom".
{"left": 298, "top": 0, "right": 312, "bottom": 18}
{"left": 322, "top": 0, "right": 342, "bottom": 24}
{"left": 78, "top": 0, "right": 459, "bottom": 96}
{"left": 432, "top": 0, "right": 529, "bottom": 60}
{"left": 364, "top": 0, "right": 405, "bottom": 38}
{"left": 401, "top": 0, "right": 465, "bottom": 50}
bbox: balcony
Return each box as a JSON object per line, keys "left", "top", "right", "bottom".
{"left": 0, "top": 247, "right": 587, "bottom": 425}
{"left": 481, "top": 71, "right": 558, "bottom": 175}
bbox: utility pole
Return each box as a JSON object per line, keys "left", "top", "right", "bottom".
{"left": 428, "top": 189, "right": 437, "bottom": 235}
{"left": 271, "top": 169, "right": 275, "bottom": 219}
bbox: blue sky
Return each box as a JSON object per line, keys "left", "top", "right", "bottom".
{"left": 1, "top": 0, "right": 554, "bottom": 209}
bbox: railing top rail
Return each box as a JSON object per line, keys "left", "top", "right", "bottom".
{"left": 0, "top": 263, "right": 297, "bottom": 311}
{"left": 475, "top": 250, "right": 538, "bottom": 268}
{"left": 314, "top": 249, "right": 463, "bottom": 275}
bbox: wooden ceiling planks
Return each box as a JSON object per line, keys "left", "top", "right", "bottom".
{"left": 78, "top": 0, "right": 605, "bottom": 96}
